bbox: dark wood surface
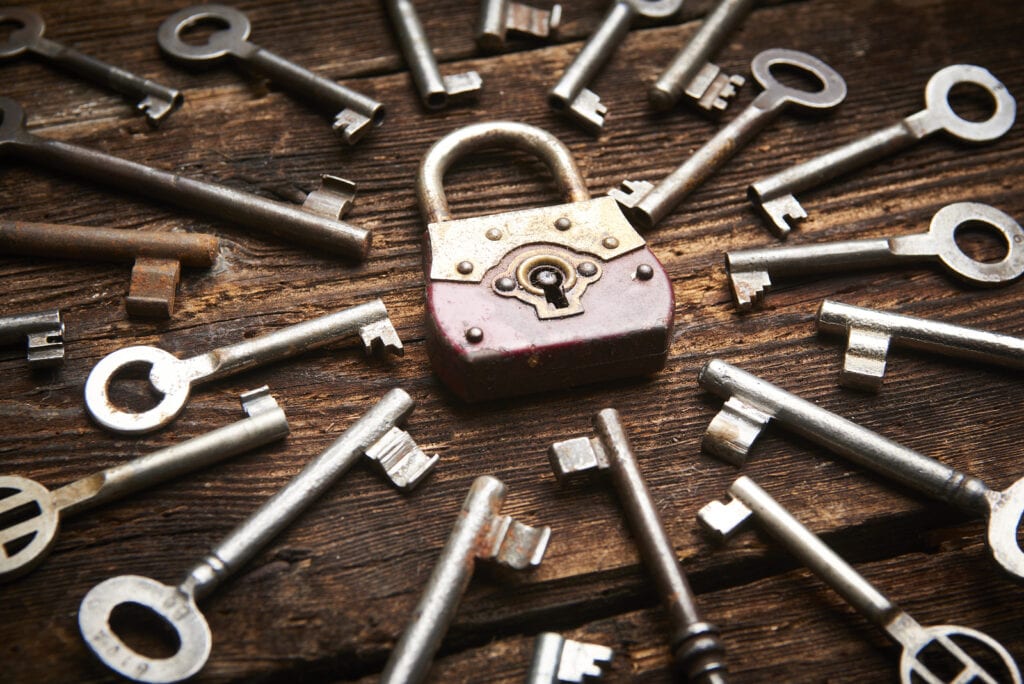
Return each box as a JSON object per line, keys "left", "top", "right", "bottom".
{"left": 2, "top": 1, "right": 1023, "bottom": 681}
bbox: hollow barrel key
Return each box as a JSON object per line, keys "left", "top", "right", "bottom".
{"left": 749, "top": 64, "right": 1016, "bottom": 237}
{"left": 0, "top": 308, "right": 63, "bottom": 367}
{"left": 726, "top": 202, "right": 1024, "bottom": 310}
{"left": 698, "top": 359, "right": 1024, "bottom": 581}
{"left": 158, "top": 5, "right": 384, "bottom": 144}
{"left": 80, "top": 388, "right": 438, "bottom": 684}
{"left": 85, "top": 299, "right": 402, "bottom": 434}
{"left": 699, "top": 476, "right": 1021, "bottom": 683}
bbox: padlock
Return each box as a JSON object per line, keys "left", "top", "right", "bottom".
{"left": 417, "top": 121, "right": 674, "bottom": 401}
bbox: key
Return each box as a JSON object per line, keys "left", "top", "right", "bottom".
{"left": 726, "top": 202, "right": 1024, "bottom": 310}
{"left": 0, "top": 97, "right": 370, "bottom": 259}
{"left": 0, "top": 7, "right": 182, "bottom": 126}
{"left": 548, "top": 0, "right": 683, "bottom": 134}
{"left": 381, "top": 475, "right": 550, "bottom": 684}
{"left": 549, "top": 409, "right": 728, "bottom": 683}
{"left": 648, "top": 0, "right": 755, "bottom": 113}
{"left": 612, "top": 48, "right": 846, "bottom": 229}
{"left": 817, "top": 299, "right": 1024, "bottom": 391}
{"left": 698, "top": 358, "right": 1024, "bottom": 581}
{"left": 79, "top": 388, "right": 438, "bottom": 684}
{"left": 750, "top": 64, "right": 1016, "bottom": 237}
{"left": 477, "top": 0, "right": 562, "bottom": 51}
{"left": 383, "top": 0, "right": 483, "bottom": 110}
{"left": 157, "top": 4, "right": 384, "bottom": 145}
{"left": 699, "top": 476, "right": 1021, "bottom": 684}
{"left": 85, "top": 298, "right": 402, "bottom": 435}
{"left": 0, "top": 387, "right": 287, "bottom": 582}
{"left": 0, "top": 308, "right": 63, "bottom": 367}
{"left": 526, "top": 632, "right": 613, "bottom": 683}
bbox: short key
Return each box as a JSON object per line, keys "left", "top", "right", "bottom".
{"left": 727, "top": 202, "right": 1024, "bottom": 310}
{"left": 0, "top": 308, "right": 63, "bottom": 367}
{"left": 85, "top": 299, "right": 402, "bottom": 435}
{"left": 79, "top": 388, "right": 438, "bottom": 684}
{"left": 0, "top": 387, "right": 288, "bottom": 582}
{"left": 548, "top": 0, "right": 684, "bottom": 134}
{"left": 157, "top": 4, "right": 384, "bottom": 144}
{"left": 612, "top": 48, "right": 846, "bottom": 229}
{"left": 698, "top": 358, "right": 1024, "bottom": 582}
{"left": 0, "top": 7, "right": 182, "bottom": 125}
{"left": 817, "top": 299, "right": 1024, "bottom": 391}
{"left": 699, "top": 476, "right": 1021, "bottom": 684}
{"left": 750, "top": 64, "right": 1016, "bottom": 238}
{"left": 477, "top": 0, "right": 562, "bottom": 51}
{"left": 526, "top": 632, "right": 613, "bottom": 684}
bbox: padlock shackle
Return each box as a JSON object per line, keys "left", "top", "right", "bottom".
{"left": 417, "top": 121, "right": 590, "bottom": 223}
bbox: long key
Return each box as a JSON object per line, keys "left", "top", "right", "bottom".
{"left": 698, "top": 358, "right": 1024, "bottom": 581}
{"left": 0, "top": 7, "right": 182, "bottom": 126}
{"left": 818, "top": 299, "right": 1024, "bottom": 391}
{"left": 526, "top": 632, "right": 613, "bottom": 684}
{"left": 750, "top": 64, "right": 1016, "bottom": 237}
{"left": 157, "top": 4, "right": 384, "bottom": 144}
{"left": 477, "top": 0, "right": 562, "bottom": 51}
{"left": 699, "top": 476, "right": 1021, "bottom": 684}
{"left": 85, "top": 299, "right": 402, "bottom": 435}
{"left": 384, "top": 0, "right": 483, "bottom": 110}
{"left": 0, "top": 387, "right": 287, "bottom": 582}
{"left": 612, "top": 48, "right": 846, "bottom": 229}
{"left": 0, "top": 308, "right": 63, "bottom": 367}
{"left": 648, "top": 0, "right": 755, "bottom": 114}
{"left": 727, "top": 202, "right": 1024, "bottom": 310}
{"left": 0, "top": 97, "right": 369, "bottom": 259}
{"left": 548, "top": 0, "right": 684, "bottom": 134}
{"left": 79, "top": 388, "right": 438, "bottom": 684}
{"left": 549, "top": 409, "right": 728, "bottom": 683}
{"left": 381, "top": 475, "right": 550, "bottom": 684}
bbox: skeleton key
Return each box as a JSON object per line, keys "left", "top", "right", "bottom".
{"left": 381, "top": 475, "right": 550, "bottom": 684}
{"left": 0, "top": 7, "right": 182, "bottom": 125}
{"left": 648, "top": 0, "right": 755, "bottom": 113}
{"left": 0, "top": 308, "right": 63, "bottom": 367}
{"left": 79, "top": 388, "right": 437, "bottom": 684}
{"left": 613, "top": 48, "right": 846, "bottom": 229}
{"left": 85, "top": 299, "right": 402, "bottom": 435}
{"left": 157, "top": 4, "right": 384, "bottom": 144}
{"left": 550, "top": 409, "right": 728, "bottom": 683}
{"left": 699, "top": 476, "right": 1021, "bottom": 684}
{"left": 548, "top": 0, "right": 684, "bottom": 134}
{"left": 477, "top": 0, "right": 562, "bottom": 51}
{"left": 526, "top": 632, "right": 613, "bottom": 684}
{"left": 383, "top": 0, "right": 483, "bottom": 110}
{"left": 727, "top": 202, "right": 1024, "bottom": 310}
{"left": 0, "top": 97, "right": 369, "bottom": 259}
{"left": 818, "top": 299, "right": 1024, "bottom": 391}
{"left": 698, "top": 358, "right": 1024, "bottom": 581}
{"left": 0, "top": 387, "right": 288, "bottom": 582}
{"left": 750, "top": 64, "right": 1016, "bottom": 237}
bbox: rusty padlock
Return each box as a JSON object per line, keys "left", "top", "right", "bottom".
{"left": 417, "top": 121, "right": 674, "bottom": 401}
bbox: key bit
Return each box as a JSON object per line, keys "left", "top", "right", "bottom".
{"left": 478, "top": 0, "right": 562, "bottom": 50}
{"left": 685, "top": 64, "right": 746, "bottom": 112}
{"left": 527, "top": 632, "right": 613, "bottom": 683}
{"left": 0, "top": 309, "right": 64, "bottom": 368}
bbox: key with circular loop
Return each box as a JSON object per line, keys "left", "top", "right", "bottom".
{"left": 157, "top": 4, "right": 384, "bottom": 144}
{"left": 699, "top": 476, "right": 1021, "bottom": 684}
{"left": 612, "top": 48, "right": 847, "bottom": 229}
{"left": 750, "top": 64, "right": 1017, "bottom": 237}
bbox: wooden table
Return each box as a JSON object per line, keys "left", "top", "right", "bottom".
{"left": 2, "top": 1, "right": 1022, "bottom": 681}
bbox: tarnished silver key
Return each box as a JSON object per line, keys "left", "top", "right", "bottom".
{"left": 526, "top": 632, "right": 613, "bottom": 683}
{"left": 477, "top": 0, "right": 562, "bottom": 51}
{"left": 699, "top": 476, "right": 1021, "bottom": 684}
{"left": 818, "top": 299, "right": 1024, "bottom": 391}
{"left": 727, "top": 202, "right": 1024, "bottom": 310}
{"left": 157, "top": 4, "right": 384, "bottom": 144}
{"left": 85, "top": 299, "right": 402, "bottom": 435}
{"left": 0, "top": 387, "right": 288, "bottom": 582}
{"left": 381, "top": 475, "right": 550, "bottom": 684}
{"left": 548, "top": 0, "right": 683, "bottom": 134}
{"left": 698, "top": 358, "right": 1024, "bottom": 581}
{"left": 648, "top": 0, "right": 755, "bottom": 113}
{"left": 79, "top": 388, "right": 437, "bottom": 684}
{"left": 612, "top": 48, "right": 845, "bottom": 229}
{"left": 0, "top": 7, "right": 182, "bottom": 125}
{"left": 384, "top": 0, "right": 483, "bottom": 110}
{"left": 0, "top": 308, "right": 63, "bottom": 367}
{"left": 749, "top": 64, "right": 1016, "bottom": 237}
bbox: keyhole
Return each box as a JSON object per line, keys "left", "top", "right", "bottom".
{"left": 109, "top": 602, "right": 182, "bottom": 659}
{"left": 530, "top": 266, "right": 569, "bottom": 309}
{"left": 0, "top": 19, "right": 24, "bottom": 43}
{"left": 178, "top": 16, "right": 230, "bottom": 46}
